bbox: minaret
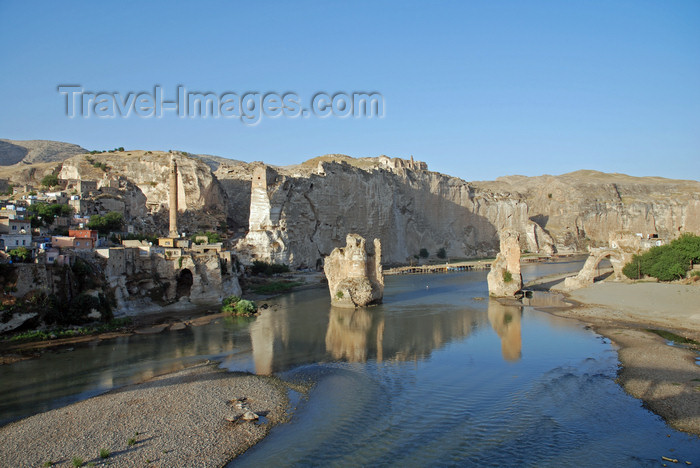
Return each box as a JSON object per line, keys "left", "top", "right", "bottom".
{"left": 168, "top": 156, "right": 179, "bottom": 238}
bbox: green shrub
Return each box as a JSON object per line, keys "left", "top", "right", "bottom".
{"left": 27, "top": 202, "right": 73, "bottom": 227}
{"left": 191, "top": 231, "right": 222, "bottom": 244}
{"left": 233, "top": 299, "right": 257, "bottom": 316}
{"left": 623, "top": 234, "right": 700, "bottom": 281}
{"left": 9, "top": 247, "right": 31, "bottom": 263}
{"left": 221, "top": 295, "right": 241, "bottom": 313}
{"left": 336, "top": 290, "right": 344, "bottom": 299}
{"left": 436, "top": 247, "right": 447, "bottom": 259}
{"left": 71, "top": 457, "right": 83, "bottom": 467}
{"left": 622, "top": 257, "right": 642, "bottom": 280}
{"left": 251, "top": 260, "right": 290, "bottom": 276}
{"left": 99, "top": 448, "right": 110, "bottom": 459}
{"left": 503, "top": 270, "right": 513, "bottom": 283}
{"left": 222, "top": 296, "right": 257, "bottom": 315}
{"left": 419, "top": 248, "right": 429, "bottom": 259}
{"left": 87, "top": 212, "right": 123, "bottom": 234}
{"left": 41, "top": 174, "right": 59, "bottom": 187}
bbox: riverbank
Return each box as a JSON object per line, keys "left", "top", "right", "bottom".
{"left": 543, "top": 280, "right": 700, "bottom": 435}
{"left": 0, "top": 362, "right": 290, "bottom": 467}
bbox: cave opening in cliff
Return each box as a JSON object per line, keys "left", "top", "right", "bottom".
{"left": 176, "top": 268, "right": 193, "bottom": 299}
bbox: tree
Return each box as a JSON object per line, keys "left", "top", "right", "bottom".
{"left": 419, "top": 248, "right": 429, "bottom": 259}
{"left": 192, "top": 231, "right": 221, "bottom": 244}
{"left": 87, "top": 212, "right": 124, "bottom": 234}
{"left": 27, "top": 202, "right": 73, "bottom": 227}
{"left": 9, "top": 247, "right": 31, "bottom": 263}
{"left": 41, "top": 174, "right": 59, "bottom": 188}
{"left": 437, "top": 247, "right": 447, "bottom": 259}
{"left": 623, "top": 234, "right": 700, "bottom": 281}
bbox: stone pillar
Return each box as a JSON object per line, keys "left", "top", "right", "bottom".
{"left": 324, "top": 234, "right": 384, "bottom": 308}
{"left": 487, "top": 230, "right": 523, "bottom": 297}
{"left": 169, "top": 156, "right": 178, "bottom": 238}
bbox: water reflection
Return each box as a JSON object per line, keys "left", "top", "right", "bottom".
{"left": 326, "top": 307, "right": 385, "bottom": 362}
{"left": 1, "top": 264, "right": 589, "bottom": 426}
{"left": 250, "top": 285, "right": 493, "bottom": 374}
{"left": 487, "top": 299, "right": 522, "bottom": 361}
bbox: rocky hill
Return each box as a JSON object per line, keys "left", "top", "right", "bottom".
{"left": 0, "top": 139, "right": 87, "bottom": 165}
{"left": 472, "top": 170, "right": 700, "bottom": 251}
{"left": 1, "top": 139, "right": 698, "bottom": 267}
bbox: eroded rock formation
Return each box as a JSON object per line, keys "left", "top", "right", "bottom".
{"left": 2, "top": 141, "right": 698, "bottom": 268}
{"left": 487, "top": 230, "right": 523, "bottom": 297}
{"left": 562, "top": 232, "right": 641, "bottom": 290}
{"left": 324, "top": 234, "right": 384, "bottom": 308}
{"left": 58, "top": 151, "right": 229, "bottom": 235}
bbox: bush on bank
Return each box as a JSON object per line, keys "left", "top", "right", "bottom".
{"left": 623, "top": 234, "right": 700, "bottom": 281}
{"left": 221, "top": 295, "right": 257, "bottom": 316}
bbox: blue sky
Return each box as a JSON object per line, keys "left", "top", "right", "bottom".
{"left": 1, "top": 1, "right": 698, "bottom": 181}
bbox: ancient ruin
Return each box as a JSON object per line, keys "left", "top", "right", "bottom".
{"left": 562, "top": 232, "right": 642, "bottom": 291}
{"left": 168, "top": 155, "right": 179, "bottom": 237}
{"left": 324, "top": 233, "right": 384, "bottom": 308}
{"left": 487, "top": 230, "right": 523, "bottom": 297}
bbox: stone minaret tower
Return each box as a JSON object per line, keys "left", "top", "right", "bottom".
{"left": 168, "top": 156, "right": 179, "bottom": 238}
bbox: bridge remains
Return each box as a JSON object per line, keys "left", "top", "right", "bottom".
{"left": 562, "top": 232, "right": 643, "bottom": 291}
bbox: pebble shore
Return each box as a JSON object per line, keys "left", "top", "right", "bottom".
{"left": 0, "top": 363, "right": 288, "bottom": 467}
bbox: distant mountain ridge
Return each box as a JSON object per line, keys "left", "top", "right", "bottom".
{"left": 0, "top": 139, "right": 87, "bottom": 165}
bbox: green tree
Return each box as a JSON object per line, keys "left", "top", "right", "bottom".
{"left": 88, "top": 212, "right": 124, "bottom": 234}
{"left": 419, "top": 248, "right": 429, "bottom": 259}
{"left": 623, "top": 234, "right": 700, "bottom": 281}
{"left": 192, "top": 231, "right": 222, "bottom": 244}
{"left": 27, "top": 202, "right": 73, "bottom": 228}
{"left": 9, "top": 247, "right": 31, "bottom": 263}
{"left": 41, "top": 174, "right": 59, "bottom": 187}
{"left": 437, "top": 247, "right": 447, "bottom": 259}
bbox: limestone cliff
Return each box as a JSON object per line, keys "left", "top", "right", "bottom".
{"left": 473, "top": 170, "right": 700, "bottom": 252}
{"left": 234, "top": 157, "right": 553, "bottom": 268}
{"left": 2, "top": 140, "right": 698, "bottom": 269}
{"left": 234, "top": 159, "right": 698, "bottom": 268}
{"left": 58, "top": 151, "right": 229, "bottom": 234}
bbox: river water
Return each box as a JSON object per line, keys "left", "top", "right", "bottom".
{"left": 1, "top": 260, "right": 699, "bottom": 465}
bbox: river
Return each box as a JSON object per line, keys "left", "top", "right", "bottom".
{"left": 1, "top": 260, "right": 698, "bottom": 465}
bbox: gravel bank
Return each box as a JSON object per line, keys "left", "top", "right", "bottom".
{"left": 545, "top": 281, "right": 700, "bottom": 435}
{"left": 0, "top": 363, "right": 289, "bottom": 467}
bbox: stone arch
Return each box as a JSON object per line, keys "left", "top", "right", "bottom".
{"left": 563, "top": 248, "right": 632, "bottom": 290}
{"left": 176, "top": 268, "right": 193, "bottom": 299}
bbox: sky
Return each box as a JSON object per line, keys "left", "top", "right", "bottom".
{"left": 0, "top": 0, "right": 699, "bottom": 181}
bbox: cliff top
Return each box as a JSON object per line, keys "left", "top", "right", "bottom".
{"left": 1, "top": 139, "right": 697, "bottom": 193}
{"left": 0, "top": 139, "right": 87, "bottom": 166}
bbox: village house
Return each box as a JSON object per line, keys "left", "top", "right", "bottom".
{"left": 51, "top": 235, "right": 94, "bottom": 250}
{"left": 0, "top": 205, "right": 27, "bottom": 220}
{"left": 0, "top": 218, "right": 32, "bottom": 251}
{"left": 69, "top": 229, "right": 98, "bottom": 243}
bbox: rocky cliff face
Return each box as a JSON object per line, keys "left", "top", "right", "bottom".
{"left": 59, "top": 151, "right": 229, "bottom": 234}
{"left": 232, "top": 158, "right": 698, "bottom": 268}
{"left": 234, "top": 157, "right": 555, "bottom": 268}
{"left": 473, "top": 170, "right": 700, "bottom": 252}
{"left": 3, "top": 140, "right": 698, "bottom": 269}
